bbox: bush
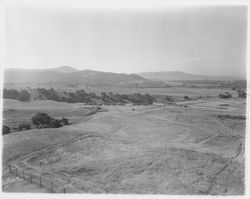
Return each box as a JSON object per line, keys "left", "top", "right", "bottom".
{"left": 219, "top": 92, "right": 232, "bottom": 99}
{"left": 237, "top": 90, "right": 246, "bottom": 98}
{"left": 2, "top": 125, "right": 11, "bottom": 135}
{"left": 62, "top": 118, "right": 69, "bottom": 125}
{"left": 184, "top": 95, "right": 189, "bottom": 100}
{"left": 3, "top": 89, "right": 20, "bottom": 99}
{"left": 32, "top": 113, "right": 52, "bottom": 128}
{"left": 17, "top": 90, "right": 31, "bottom": 102}
{"left": 32, "top": 113, "right": 69, "bottom": 129}
{"left": 37, "top": 88, "right": 60, "bottom": 101}
{"left": 49, "top": 119, "right": 62, "bottom": 128}
{"left": 17, "top": 123, "right": 31, "bottom": 131}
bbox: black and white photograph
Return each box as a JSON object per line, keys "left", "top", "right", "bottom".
{"left": 1, "top": 0, "right": 248, "bottom": 197}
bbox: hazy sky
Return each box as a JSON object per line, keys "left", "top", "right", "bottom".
{"left": 3, "top": 2, "right": 247, "bottom": 77}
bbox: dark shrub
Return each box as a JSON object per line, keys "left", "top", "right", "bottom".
{"left": 219, "top": 92, "right": 232, "bottom": 99}
{"left": 17, "top": 90, "right": 31, "bottom": 102}
{"left": 2, "top": 125, "right": 11, "bottom": 135}
{"left": 62, "top": 118, "right": 69, "bottom": 125}
{"left": 184, "top": 95, "right": 189, "bottom": 100}
{"left": 3, "top": 89, "right": 20, "bottom": 99}
{"left": 17, "top": 123, "right": 31, "bottom": 131}
{"left": 37, "top": 88, "right": 60, "bottom": 101}
{"left": 49, "top": 119, "right": 62, "bottom": 128}
{"left": 237, "top": 90, "right": 246, "bottom": 98}
{"left": 32, "top": 113, "right": 52, "bottom": 128}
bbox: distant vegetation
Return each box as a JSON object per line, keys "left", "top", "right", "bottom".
{"left": 3, "top": 86, "right": 246, "bottom": 105}
{"left": 218, "top": 92, "right": 232, "bottom": 99}
{"left": 179, "top": 80, "right": 246, "bottom": 89}
{"left": 3, "top": 88, "right": 157, "bottom": 105}
{"left": 237, "top": 90, "right": 246, "bottom": 98}
{"left": 17, "top": 90, "right": 31, "bottom": 102}
{"left": 3, "top": 89, "right": 31, "bottom": 102}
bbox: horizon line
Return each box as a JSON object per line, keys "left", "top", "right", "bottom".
{"left": 3, "top": 66, "right": 245, "bottom": 79}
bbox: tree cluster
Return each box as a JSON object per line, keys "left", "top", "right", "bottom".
{"left": 35, "top": 88, "right": 155, "bottom": 105}
{"left": 31, "top": 113, "right": 69, "bottom": 129}
{"left": 3, "top": 88, "right": 171, "bottom": 105}
{"left": 3, "top": 89, "right": 31, "bottom": 102}
{"left": 237, "top": 90, "right": 246, "bottom": 98}
{"left": 2, "top": 114, "right": 70, "bottom": 135}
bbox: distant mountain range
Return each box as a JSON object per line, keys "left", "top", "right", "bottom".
{"left": 4, "top": 66, "right": 151, "bottom": 87}
{"left": 137, "top": 71, "right": 244, "bottom": 81}
{"left": 4, "top": 66, "right": 244, "bottom": 89}
{"left": 49, "top": 66, "right": 78, "bottom": 73}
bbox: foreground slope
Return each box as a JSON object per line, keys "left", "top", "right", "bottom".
{"left": 2, "top": 99, "right": 245, "bottom": 194}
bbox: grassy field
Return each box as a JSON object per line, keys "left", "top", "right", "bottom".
{"left": 2, "top": 97, "right": 246, "bottom": 194}
{"left": 2, "top": 99, "right": 102, "bottom": 129}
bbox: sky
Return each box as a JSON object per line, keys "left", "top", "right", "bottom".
{"left": 2, "top": 2, "right": 247, "bottom": 77}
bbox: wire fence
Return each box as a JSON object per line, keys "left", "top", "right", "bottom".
{"left": 8, "top": 164, "right": 77, "bottom": 193}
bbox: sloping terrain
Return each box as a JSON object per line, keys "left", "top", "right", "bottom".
{"left": 2, "top": 98, "right": 245, "bottom": 194}
{"left": 4, "top": 68, "right": 150, "bottom": 87}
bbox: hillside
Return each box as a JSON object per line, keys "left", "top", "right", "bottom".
{"left": 3, "top": 99, "right": 245, "bottom": 194}
{"left": 137, "top": 71, "right": 243, "bottom": 81}
{"left": 4, "top": 67, "right": 152, "bottom": 87}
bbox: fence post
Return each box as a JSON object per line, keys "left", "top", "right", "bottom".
{"left": 15, "top": 168, "right": 17, "bottom": 177}
{"left": 63, "top": 187, "right": 66, "bottom": 194}
{"left": 9, "top": 165, "right": 11, "bottom": 174}
{"left": 23, "top": 170, "right": 25, "bottom": 179}
{"left": 39, "top": 176, "right": 42, "bottom": 187}
{"left": 51, "top": 182, "right": 54, "bottom": 193}
{"left": 30, "top": 174, "right": 32, "bottom": 183}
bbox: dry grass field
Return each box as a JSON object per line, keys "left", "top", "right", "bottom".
{"left": 2, "top": 99, "right": 101, "bottom": 129}
{"left": 2, "top": 97, "right": 246, "bottom": 195}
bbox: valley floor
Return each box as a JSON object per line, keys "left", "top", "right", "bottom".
{"left": 2, "top": 98, "right": 246, "bottom": 195}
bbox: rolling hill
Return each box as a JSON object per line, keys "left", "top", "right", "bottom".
{"left": 4, "top": 67, "right": 151, "bottom": 88}
{"left": 4, "top": 67, "right": 243, "bottom": 89}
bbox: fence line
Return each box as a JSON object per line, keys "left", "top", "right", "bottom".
{"left": 8, "top": 164, "right": 74, "bottom": 193}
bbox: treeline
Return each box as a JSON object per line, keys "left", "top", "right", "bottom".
{"left": 4, "top": 88, "right": 155, "bottom": 105}
{"left": 3, "top": 89, "right": 31, "bottom": 102}
{"left": 36, "top": 88, "right": 154, "bottom": 105}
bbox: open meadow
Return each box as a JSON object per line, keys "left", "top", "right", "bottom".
{"left": 2, "top": 97, "right": 246, "bottom": 195}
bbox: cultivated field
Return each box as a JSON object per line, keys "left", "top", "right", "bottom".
{"left": 2, "top": 97, "right": 246, "bottom": 194}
